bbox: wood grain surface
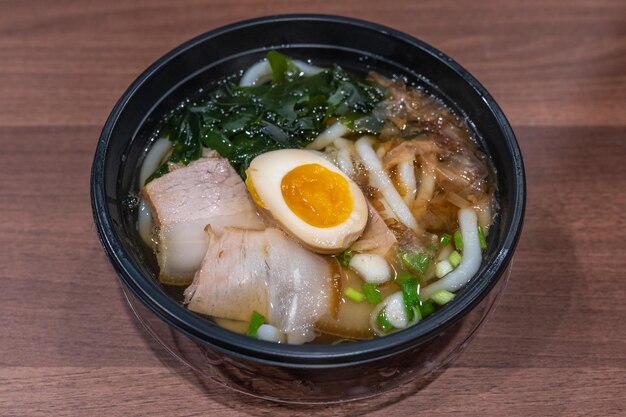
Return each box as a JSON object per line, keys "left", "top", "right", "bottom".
{"left": 1, "top": 0, "right": 625, "bottom": 416}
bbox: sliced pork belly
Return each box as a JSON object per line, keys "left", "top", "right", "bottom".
{"left": 143, "top": 155, "right": 264, "bottom": 285}
{"left": 350, "top": 203, "right": 397, "bottom": 256}
{"left": 184, "top": 227, "right": 335, "bottom": 344}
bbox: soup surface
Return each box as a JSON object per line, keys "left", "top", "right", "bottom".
{"left": 136, "top": 51, "right": 496, "bottom": 344}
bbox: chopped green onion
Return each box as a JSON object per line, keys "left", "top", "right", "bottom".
{"left": 344, "top": 286, "right": 365, "bottom": 303}
{"left": 478, "top": 225, "right": 487, "bottom": 250}
{"left": 362, "top": 283, "right": 382, "bottom": 304}
{"left": 448, "top": 250, "right": 462, "bottom": 267}
{"left": 395, "top": 272, "right": 416, "bottom": 285}
{"left": 420, "top": 300, "right": 435, "bottom": 318}
{"left": 376, "top": 312, "right": 394, "bottom": 333}
{"left": 399, "top": 251, "right": 431, "bottom": 275}
{"left": 400, "top": 277, "right": 421, "bottom": 321}
{"left": 246, "top": 310, "right": 265, "bottom": 338}
{"left": 401, "top": 278, "right": 420, "bottom": 308}
{"left": 435, "top": 259, "right": 454, "bottom": 278}
{"left": 454, "top": 230, "right": 464, "bottom": 250}
{"left": 331, "top": 338, "right": 356, "bottom": 345}
{"left": 413, "top": 305, "right": 423, "bottom": 321}
{"left": 439, "top": 233, "right": 452, "bottom": 246}
{"left": 431, "top": 289, "right": 456, "bottom": 306}
{"left": 337, "top": 248, "right": 353, "bottom": 267}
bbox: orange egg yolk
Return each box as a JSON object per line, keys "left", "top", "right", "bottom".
{"left": 281, "top": 163, "right": 353, "bottom": 228}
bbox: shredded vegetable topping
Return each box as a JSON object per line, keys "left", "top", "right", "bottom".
{"left": 246, "top": 310, "right": 266, "bottom": 338}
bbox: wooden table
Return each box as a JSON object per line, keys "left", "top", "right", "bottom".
{"left": 1, "top": 1, "right": 624, "bottom": 415}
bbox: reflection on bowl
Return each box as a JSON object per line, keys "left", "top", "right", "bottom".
{"left": 91, "top": 14, "right": 525, "bottom": 403}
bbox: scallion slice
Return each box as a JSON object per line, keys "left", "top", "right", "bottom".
{"left": 344, "top": 286, "right": 365, "bottom": 303}
{"left": 439, "top": 233, "right": 452, "bottom": 246}
{"left": 448, "top": 250, "right": 462, "bottom": 267}
{"left": 362, "top": 283, "right": 382, "bottom": 304}
{"left": 395, "top": 272, "right": 415, "bottom": 285}
{"left": 246, "top": 310, "right": 265, "bottom": 338}
{"left": 454, "top": 230, "right": 464, "bottom": 251}
{"left": 420, "top": 300, "right": 435, "bottom": 318}
{"left": 413, "top": 305, "right": 423, "bottom": 321}
{"left": 399, "top": 251, "right": 431, "bottom": 275}
{"left": 435, "top": 259, "right": 454, "bottom": 278}
{"left": 331, "top": 338, "right": 356, "bottom": 345}
{"left": 431, "top": 289, "right": 456, "bottom": 306}
{"left": 376, "top": 312, "right": 394, "bottom": 333}
{"left": 399, "top": 276, "right": 421, "bottom": 321}
{"left": 478, "top": 225, "right": 487, "bottom": 250}
{"left": 337, "top": 248, "right": 353, "bottom": 267}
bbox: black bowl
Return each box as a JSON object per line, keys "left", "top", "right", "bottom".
{"left": 91, "top": 14, "right": 525, "bottom": 403}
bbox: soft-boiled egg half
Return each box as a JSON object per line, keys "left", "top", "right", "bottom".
{"left": 245, "top": 149, "right": 368, "bottom": 254}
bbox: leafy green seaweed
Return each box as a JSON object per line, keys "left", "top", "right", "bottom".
{"left": 145, "top": 51, "right": 387, "bottom": 183}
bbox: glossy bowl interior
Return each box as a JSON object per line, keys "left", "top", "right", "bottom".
{"left": 91, "top": 15, "right": 525, "bottom": 403}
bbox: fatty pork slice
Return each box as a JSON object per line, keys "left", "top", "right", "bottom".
{"left": 184, "top": 227, "right": 334, "bottom": 344}
{"left": 142, "top": 156, "right": 264, "bottom": 285}
{"left": 350, "top": 203, "right": 397, "bottom": 256}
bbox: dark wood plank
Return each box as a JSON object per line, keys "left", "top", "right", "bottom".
{"left": 1, "top": 0, "right": 625, "bottom": 416}
{"left": 0, "top": 0, "right": 624, "bottom": 128}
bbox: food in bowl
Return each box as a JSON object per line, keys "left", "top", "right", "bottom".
{"left": 136, "top": 51, "right": 496, "bottom": 345}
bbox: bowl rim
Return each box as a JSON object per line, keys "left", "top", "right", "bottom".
{"left": 91, "top": 13, "right": 526, "bottom": 368}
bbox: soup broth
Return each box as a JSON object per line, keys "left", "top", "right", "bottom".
{"left": 136, "top": 51, "right": 496, "bottom": 344}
